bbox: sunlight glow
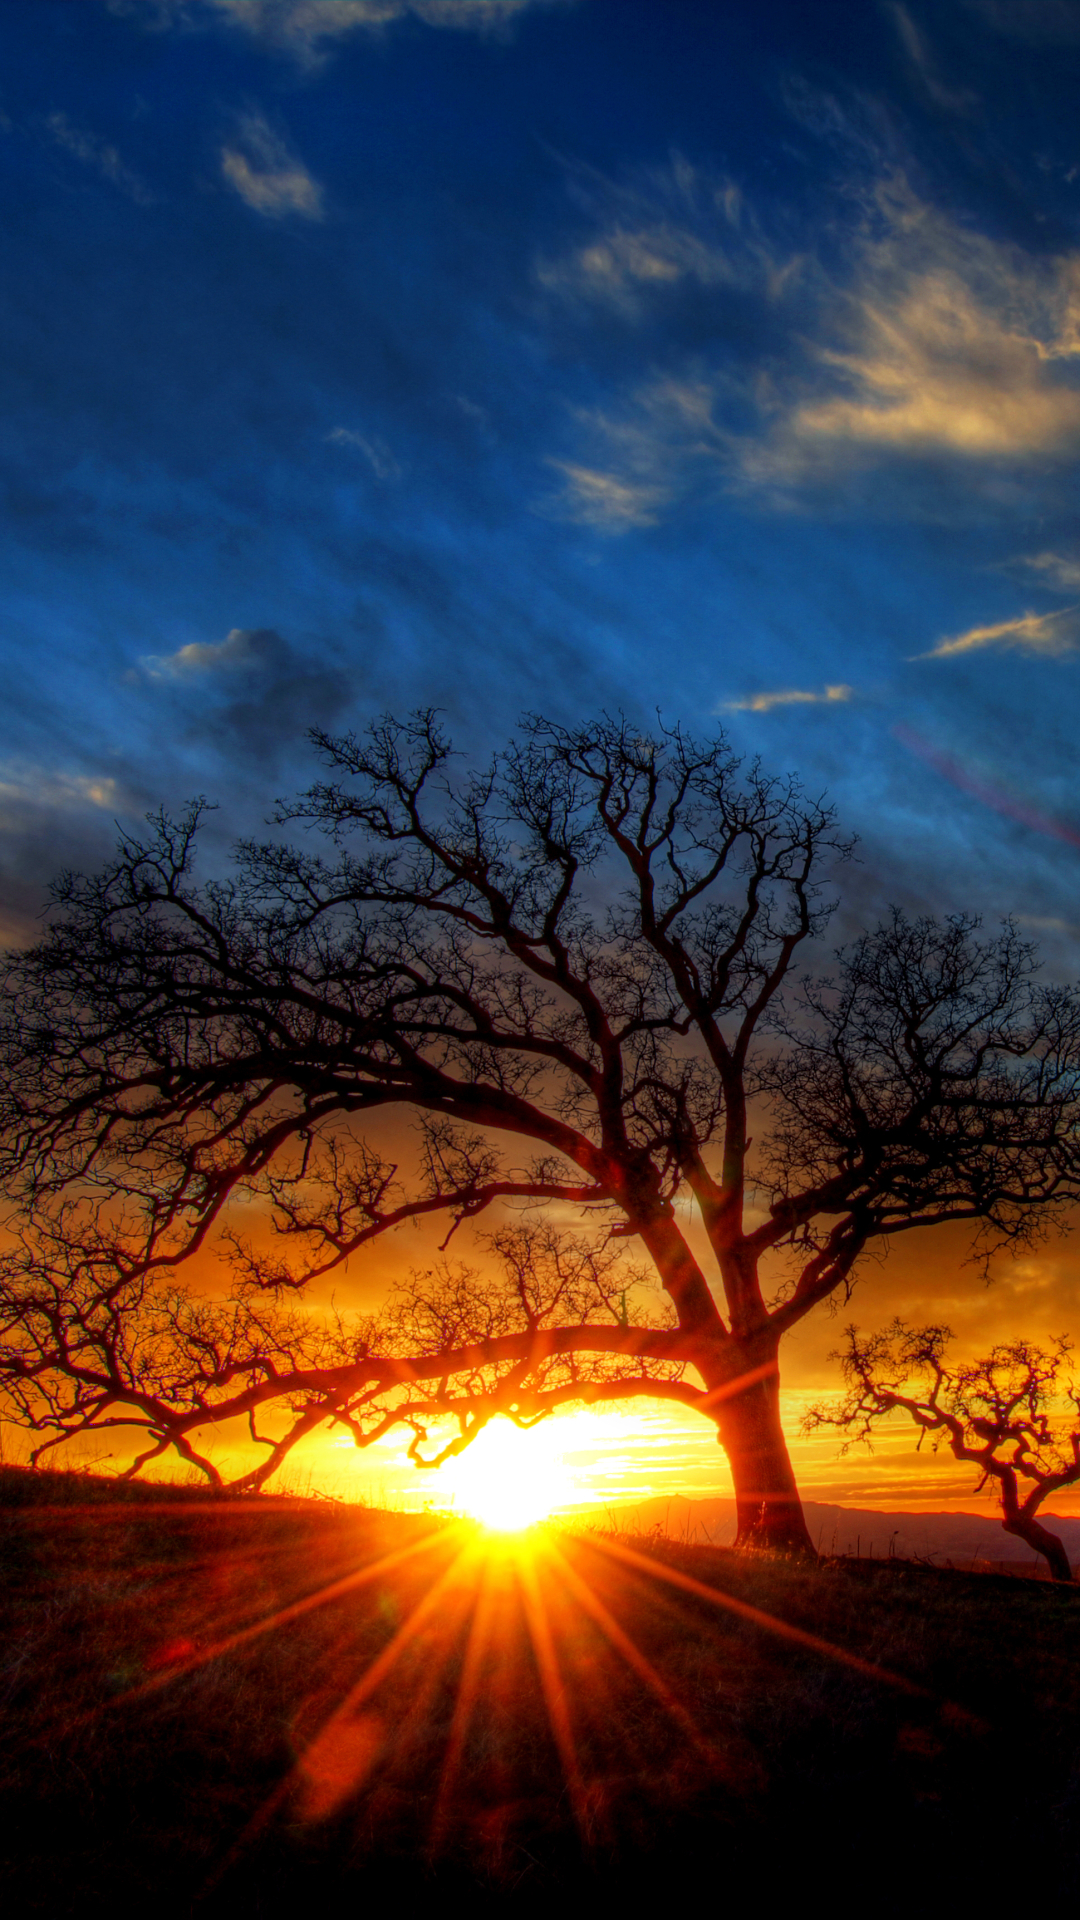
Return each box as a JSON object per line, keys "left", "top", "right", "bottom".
{"left": 439, "top": 1417, "right": 578, "bottom": 1531}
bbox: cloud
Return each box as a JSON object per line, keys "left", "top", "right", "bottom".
{"left": 1016, "top": 551, "right": 1080, "bottom": 591}
{"left": 545, "top": 460, "right": 668, "bottom": 530}
{"left": 538, "top": 156, "right": 801, "bottom": 318}
{"left": 0, "top": 768, "right": 123, "bottom": 822}
{"left": 221, "top": 112, "right": 323, "bottom": 220}
{"left": 539, "top": 215, "right": 747, "bottom": 315}
{"left": 1016, "top": 914, "right": 1080, "bottom": 935}
{"left": 111, "top": 0, "right": 569, "bottom": 62}
{"left": 544, "top": 363, "right": 742, "bottom": 530}
{"left": 140, "top": 625, "right": 278, "bottom": 678}
{"left": 326, "top": 427, "right": 401, "bottom": 480}
{"left": 887, "top": 4, "right": 975, "bottom": 113}
{"left": 914, "top": 606, "right": 1079, "bottom": 660}
{"left": 543, "top": 162, "right": 1080, "bottom": 516}
{"left": 44, "top": 111, "right": 152, "bottom": 204}
{"left": 747, "top": 175, "right": 1080, "bottom": 481}
{"left": 138, "top": 627, "right": 352, "bottom": 764}
{"left": 0, "top": 767, "right": 137, "bottom": 949}
{"left": 762, "top": 180, "right": 1080, "bottom": 477}
{"left": 782, "top": 277, "right": 1080, "bottom": 464}
{"left": 720, "top": 684, "right": 853, "bottom": 714}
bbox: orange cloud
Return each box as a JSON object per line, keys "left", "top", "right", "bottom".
{"left": 721, "top": 684, "right": 852, "bottom": 714}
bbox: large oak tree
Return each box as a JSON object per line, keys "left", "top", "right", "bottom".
{"left": 3, "top": 712, "right": 1080, "bottom": 1552}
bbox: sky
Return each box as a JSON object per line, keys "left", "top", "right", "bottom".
{"left": 5, "top": 0, "right": 1080, "bottom": 1511}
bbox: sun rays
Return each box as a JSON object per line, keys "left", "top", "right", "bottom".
{"left": 42, "top": 1487, "right": 968, "bottom": 1903}
{"left": 112, "top": 1512, "right": 949, "bottom": 1886}
{"left": 9, "top": 1487, "right": 992, "bottom": 1907}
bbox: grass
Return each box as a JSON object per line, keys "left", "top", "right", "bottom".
{"left": 2, "top": 1463, "right": 1079, "bottom": 1911}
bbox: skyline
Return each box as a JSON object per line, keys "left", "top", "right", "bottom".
{"left": 5, "top": 0, "right": 1080, "bottom": 1513}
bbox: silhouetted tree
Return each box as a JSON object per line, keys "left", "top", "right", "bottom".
{"left": 4, "top": 712, "right": 1080, "bottom": 1552}
{"left": 808, "top": 1322, "right": 1080, "bottom": 1580}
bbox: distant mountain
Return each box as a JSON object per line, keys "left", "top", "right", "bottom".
{"left": 587, "top": 1493, "right": 1080, "bottom": 1571}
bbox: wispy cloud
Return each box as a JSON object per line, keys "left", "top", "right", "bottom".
{"left": 45, "top": 111, "right": 152, "bottom": 204}
{"left": 1015, "top": 914, "right": 1080, "bottom": 935}
{"left": 544, "top": 161, "right": 1080, "bottom": 516}
{"left": 538, "top": 156, "right": 801, "bottom": 318}
{"left": 1015, "top": 551, "right": 1080, "bottom": 591}
{"left": 783, "top": 280, "right": 1080, "bottom": 464}
{"left": 545, "top": 460, "right": 668, "bottom": 530}
{"left": 544, "top": 368, "right": 737, "bottom": 529}
{"left": 326, "top": 427, "right": 401, "bottom": 480}
{"left": 720, "top": 684, "right": 853, "bottom": 714}
{"left": 914, "top": 606, "right": 1079, "bottom": 660}
{"left": 221, "top": 112, "right": 323, "bottom": 220}
{"left": 113, "top": 0, "right": 569, "bottom": 63}
{"left": 888, "top": 4, "right": 975, "bottom": 113}
{"left": 0, "top": 766, "right": 123, "bottom": 825}
{"left": 751, "top": 174, "right": 1080, "bottom": 481}
{"left": 140, "top": 626, "right": 273, "bottom": 678}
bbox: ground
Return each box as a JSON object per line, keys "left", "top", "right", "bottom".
{"left": 2, "top": 1466, "right": 1079, "bottom": 1910}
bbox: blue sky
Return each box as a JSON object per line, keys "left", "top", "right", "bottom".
{"left": 9, "top": 0, "right": 1080, "bottom": 1502}
{"left": 4, "top": 0, "right": 1080, "bottom": 960}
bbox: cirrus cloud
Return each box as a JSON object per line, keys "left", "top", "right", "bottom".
{"left": 109, "top": 0, "right": 572, "bottom": 63}
{"left": 44, "top": 111, "right": 153, "bottom": 204}
{"left": 914, "top": 605, "right": 1079, "bottom": 660}
{"left": 542, "top": 159, "right": 1080, "bottom": 522}
{"left": 544, "top": 460, "right": 668, "bottom": 530}
{"left": 719, "top": 684, "right": 853, "bottom": 714}
{"left": 326, "top": 427, "right": 401, "bottom": 480}
{"left": 221, "top": 112, "right": 323, "bottom": 219}
{"left": 1015, "top": 551, "right": 1080, "bottom": 591}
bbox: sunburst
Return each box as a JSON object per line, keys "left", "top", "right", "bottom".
{"left": 79, "top": 1499, "right": 938, "bottom": 1894}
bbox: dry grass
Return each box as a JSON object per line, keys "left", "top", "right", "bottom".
{"left": 2, "top": 1465, "right": 1079, "bottom": 1911}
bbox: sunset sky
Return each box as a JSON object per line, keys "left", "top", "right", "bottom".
{"left": 5, "top": 0, "right": 1080, "bottom": 1513}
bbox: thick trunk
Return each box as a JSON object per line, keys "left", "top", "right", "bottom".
{"left": 1003, "top": 1514, "right": 1074, "bottom": 1583}
{"left": 641, "top": 1208, "right": 813, "bottom": 1555}
{"left": 711, "top": 1343, "right": 815, "bottom": 1557}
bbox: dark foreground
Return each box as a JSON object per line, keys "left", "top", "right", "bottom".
{"left": 2, "top": 1466, "right": 1079, "bottom": 1911}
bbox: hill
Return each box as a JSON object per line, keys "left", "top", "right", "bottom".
{"left": 2, "top": 1466, "right": 1080, "bottom": 1908}
{"left": 599, "top": 1493, "right": 1080, "bottom": 1571}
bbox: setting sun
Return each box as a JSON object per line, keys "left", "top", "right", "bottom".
{"left": 439, "top": 1418, "right": 576, "bottom": 1531}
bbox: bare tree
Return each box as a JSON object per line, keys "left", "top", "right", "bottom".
{"left": 807, "top": 1322, "right": 1080, "bottom": 1581}
{"left": 3, "top": 711, "right": 1080, "bottom": 1552}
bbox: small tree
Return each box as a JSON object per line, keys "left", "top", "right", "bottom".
{"left": 3, "top": 711, "right": 1080, "bottom": 1552}
{"left": 808, "top": 1322, "right": 1080, "bottom": 1581}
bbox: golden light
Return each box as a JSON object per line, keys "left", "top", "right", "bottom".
{"left": 439, "top": 1416, "right": 577, "bottom": 1531}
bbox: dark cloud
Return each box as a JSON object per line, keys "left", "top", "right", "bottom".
{"left": 139, "top": 626, "right": 355, "bottom": 765}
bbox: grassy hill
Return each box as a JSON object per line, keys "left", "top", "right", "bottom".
{"left": 2, "top": 1465, "right": 1079, "bottom": 1910}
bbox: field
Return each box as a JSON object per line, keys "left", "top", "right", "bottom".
{"left": 2, "top": 1465, "right": 1079, "bottom": 1911}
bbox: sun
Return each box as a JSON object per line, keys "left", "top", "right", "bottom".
{"left": 439, "top": 1417, "right": 576, "bottom": 1531}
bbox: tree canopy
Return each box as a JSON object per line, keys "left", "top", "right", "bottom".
{"left": 3, "top": 712, "right": 1080, "bottom": 1549}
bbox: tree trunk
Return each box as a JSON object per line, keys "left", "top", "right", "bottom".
{"left": 1003, "top": 1514, "right": 1074, "bottom": 1583}
{"left": 712, "top": 1345, "right": 815, "bottom": 1557}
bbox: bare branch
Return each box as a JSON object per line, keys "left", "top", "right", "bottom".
{"left": 808, "top": 1320, "right": 1080, "bottom": 1580}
